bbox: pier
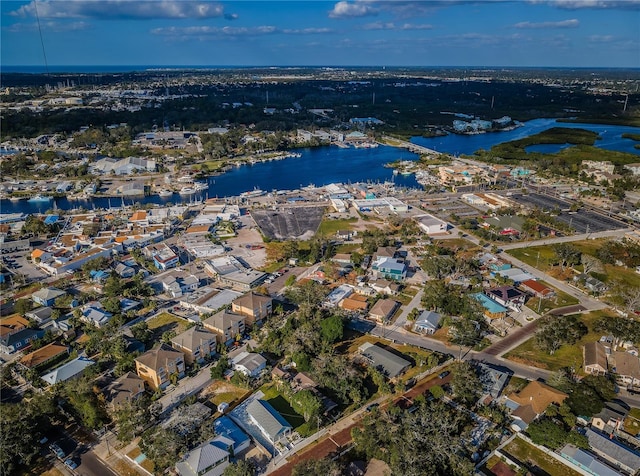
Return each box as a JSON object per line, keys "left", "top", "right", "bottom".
{"left": 381, "top": 135, "right": 442, "bottom": 156}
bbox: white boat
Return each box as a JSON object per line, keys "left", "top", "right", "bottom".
{"left": 9, "top": 195, "right": 23, "bottom": 202}
{"left": 240, "top": 188, "right": 266, "bottom": 198}
{"left": 158, "top": 189, "right": 173, "bottom": 197}
{"left": 27, "top": 194, "right": 52, "bottom": 203}
{"left": 193, "top": 182, "right": 208, "bottom": 191}
{"left": 179, "top": 187, "right": 195, "bottom": 196}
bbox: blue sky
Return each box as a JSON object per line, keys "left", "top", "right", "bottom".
{"left": 2, "top": 0, "right": 639, "bottom": 67}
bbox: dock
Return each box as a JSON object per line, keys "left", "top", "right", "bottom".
{"left": 380, "top": 135, "right": 442, "bottom": 156}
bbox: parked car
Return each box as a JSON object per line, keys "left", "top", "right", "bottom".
{"left": 64, "top": 458, "right": 78, "bottom": 470}
{"left": 49, "top": 443, "right": 65, "bottom": 459}
{"left": 438, "top": 370, "right": 450, "bottom": 379}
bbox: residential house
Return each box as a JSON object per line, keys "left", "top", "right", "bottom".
{"left": 368, "top": 299, "right": 399, "bottom": 323}
{"left": 519, "top": 279, "right": 555, "bottom": 299}
{"left": 369, "top": 279, "right": 402, "bottom": 296}
{"left": 213, "top": 416, "right": 251, "bottom": 456}
{"left": 104, "top": 371, "right": 145, "bottom": 409}
{"left": 0, "top": 328, "right": 45, "bottom": 354}
{"left": 171, "top": 327, "right": 217, "bottom": 365}
{"left": 584, "top": 342, "right": 608, "bottom": 376}
{"left": 0, "top": 315, "right": 29, "bottom": 339}
{"left": 477, "top": 363, "right": 510, "bottom": 399}
{"left": 339, "top": 294, "right": 369, "bottom": 313}
{"left": 247, "top": 399, "right": 292, "bottom": 444}
{"left": 230, "top": 352, "right": 267, "bottom": 378}
{"left": 560, "top": 445, "right": 624, "bottom": 476}
{"left": 25, "top": 306, "right": 54, "bottom": 325}
{"left": 163, "top": 274, "right": 199, "bottom": 298}
{"left": 584, "top": 428, "right": 640, "bottom": 475}
{"left": 291, "top": 372, "right": 317, "bottom": 392}
{"left": 371, "top": 257, "right": 407, "bottom": 281}
{"left": 592, "top": 402, "right": 629, "bottom": 434}
{"left": 114, "top": 262, "right": 135, "bottom": 278}
{"left": 41, "top": 356, "right": 95, "bottom": 385}
{"left": 80, "top": 303, "right": 113, "bottom": 328}
{"left": 413, "top": 311, "right": 443, "bottom": 335}
{"left": 612, "top": 351, "right": 640, "bottom": 388}
{"left": 575, "top": 274, "right": 608, "bottom": 294}
{"left": 31, "top": 287, "right": 66, "bottom": 307}
{"left": 144, "top": 242, "right": 179, "bottom": 271}
{"left": 324, "top": 285, "right": 353, "bottom": 308}
{"left": 231, "top": 292, "right": 272, "bottom": 328}
{"left": 358, "top": 342, "right": 411, "bottom": 379}
{"left": 505, "top": 381, "right": 568, "bottom": 431}
{"left": 373, "top": 246, "right": 397, "bottom": 260}
{"left": 19, "top": 343, "right": 69, "bottom": 370}
{"left": 202, "top": 310, "right": 246, "bottom": 347}
{"left": 332, "top": 253, "right": 352, "bottom": 265}
{"left": 473, "top": 293, "right": 508, "bottom": 320}
{"left": 135, "top": 343, "right": 185, "bottom": 390}
{"left": 415, "top": 214, "right": 448, "bottom": 235}
{"left": 175, "top": 439, "right": 230, "bottom": 476}
{"left": 485, "top": 286, "right": 526, "bottom": 312}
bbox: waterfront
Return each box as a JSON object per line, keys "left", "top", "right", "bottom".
{"left": 1, "top": 118, "right": 638, "bottom": 215}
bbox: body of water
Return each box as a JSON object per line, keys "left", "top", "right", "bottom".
{"left": 2, "top": 118, "right": 639, "bottom": 215}
{"left": 411, "top": 118, "right": 640, "bottom": 156}
{"left": 524, "top": 143, "right": 572, "bottom": 154}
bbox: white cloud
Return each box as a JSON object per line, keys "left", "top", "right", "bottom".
{"left": 329, "top": 1, "right": 377, "bottom": 18}
{"left": 151, "top": 25, "right": 333, "bottom": 38}
{"left": 6, "top": 20, "right": 90, "bottom": 33}
{"left": 362, "top": 21, "right": 432, "bottom": 30}
{"left": 514, "top": 19, "right": 579, "bottom": 28}
{"left": 588, "top": 34, "right": 614, "bottom": 42}
{"left": 10, "top": 1, "right": 227, "bottom": 20}
{"left": 528, "top": 0, "right": 640, "bottom": 9}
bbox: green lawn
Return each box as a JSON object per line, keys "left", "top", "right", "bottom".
{"left": 525, "top": 283, "right": 579, "bottom": 313}
{"left": 317, "top": 217, "right": 357, "bottom": 236}
{"left": 503, "top": 436, "right": 582, "bottom": 476}
{"left": 396, "top": 286, "right": 419, "bottom": 305}
{"left": 147, "top": 312, "right": 190, "bottom": 339}
{"left": 259, "top": 384, "right": 310, "bottom": 434}
{"left": 504, "top": 310, "right": 617, "bottom": 373}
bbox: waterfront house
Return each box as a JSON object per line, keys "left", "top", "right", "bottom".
{"left": 135, "top": 343, "right": 185, "bottom": 391}
{"left": 170, "top": 327, "right": 217, "bottom": 365}
{"left": 231, "top": 292, "right": 272, "bottom": 328}
{"left": 505, "top": 381, "right": 567, "bottom": 431}
{"left": 584, "top": 342, "right": 608, "bottom": 376}
{"left": 104, "top": 371, "right": 145, "bottom": 410}
{"left": 41, "top": 356, "right": 95, "bottom": 385}
{"left": 31, "top": 287, "right": 66, "bottom": 307}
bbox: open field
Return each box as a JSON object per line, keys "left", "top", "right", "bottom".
{"left": 317, "top": 217, "right": 358, "bottom": 236}
{"left": 525, "top": 283, "right": 579, "bottom": 313}
{"left": 147, "top": 312, "right": 190, "bottom": 339}
{"left": 504, "top": 309, "right": 616, "bottom": 373}
{"left": 203, "top": 381, "right": 249, "bottom": 408}
{"left": 502, "top": 436, "right": 582, "bottom": 476}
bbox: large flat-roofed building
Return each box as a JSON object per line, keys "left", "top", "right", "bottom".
{"left": 358, "top": 342, "right": 411, "bottom": 379}
{"left": 414, "top": 214, "right": 448, "bottom": 235}
{"left": 180, "top": 287, "right": 243, "bottom": 314}
{"left": 205, "top": 256, "right": 267, "bottom": 290}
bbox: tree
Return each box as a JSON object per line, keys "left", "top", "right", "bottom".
{"left": 527, "top": 418, "right": 571, "bottom": 449}
{"left": 553, "top": 243, "right": 581, "bottom": 270}
{"left": 14, "top": 298, "right": 32, "bottom": 316}
{"left": 290, "top": 389, "right": 322, "bottom": 422}
{"left": 223, "top": 460, "right": 256, "bottom": 476}
{"left": 450, "top": 361, "right": 482, "bottom": 405}
{"left": 211, "top": 357, "right": 229, "bottom": 380}
{"left": 319, "top": 314, "right": 344, "bottom": 344}
{"left": 535, "top": 315, "right": 587, "bottom": 355}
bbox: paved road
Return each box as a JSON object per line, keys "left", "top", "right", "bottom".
{"left": 483, "top": 320, "right": 539, "bottom": 356}
{"left": 78, "top": 449, "right": 119, "bottom": 476}
{"left": 499, "top": 228, "right": 633, "bottom": 250}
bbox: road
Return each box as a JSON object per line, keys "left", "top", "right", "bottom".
{"left": 78, "top": 450, "right": 119, "bottom": 476}
{"left": 500, "top": 227, "right": 633, "bottom": 250}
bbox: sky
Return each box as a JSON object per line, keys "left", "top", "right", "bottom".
{"left": 1, "top": 0, "right": 639, "bottom": 68}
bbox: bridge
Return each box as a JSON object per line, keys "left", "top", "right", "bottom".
{"left": 380, "top": 135, "right": 442, "bottom": 156}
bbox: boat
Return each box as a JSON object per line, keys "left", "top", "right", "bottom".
{"left": 179, "top": 187, "right": 195, "bottom": 196}
{"left": 158, "top": 189, "right": 173, "bottom": 197}
{"left": 9, "top": 195, "right": 23, "bottom": 202}
{"left": 240, "top": 188, "right": 266, "bottom": 199}
{"left": 193, "top": 182, "right": 208, "bottom": 191}
{"left": 27, "top": 194, "right": 52, "bottom": 203}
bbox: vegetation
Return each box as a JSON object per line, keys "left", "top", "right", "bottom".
{"left": 535, "top": 314, "right": 588, "bottom": 355}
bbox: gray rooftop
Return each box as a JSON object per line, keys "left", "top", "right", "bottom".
{"left": 41, "top": 356, "right": 95, "bottom": 385}
{"left": 247, "top": 399, "right": 292, "bottom": 442}
{"left": 175, "top": 439, "right": 229, "bottom": 476}
{"left": 585, "top": 428, "right": 640, "bottom": 472}
{"left": 358, "top": 342, "right": 411, "bottom": 379}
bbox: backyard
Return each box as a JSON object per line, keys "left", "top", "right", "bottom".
{"left": 504, "top": 309, "right": 617, "bottom": 373}
{"left": 502, "top": 436, "right": 582, "bottom": 476}
{"left": 259, "top": 384, "right": 314, "bottom": 437}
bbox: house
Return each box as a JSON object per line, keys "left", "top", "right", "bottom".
{"left": 0, "top": 315, "right": 29, "bottom": 338}
{"left": 135, "top": 343, "right": 186, "bottom": 390}
{"left": 0, "top": 328, "right": 45, "bottom": 354}
{"left": 144, "top": 242, "right": 179, "bottom": 271}
{"left": 163, "top": 274, "right": 199, "bottom": 298}
{"left": 213, "top": 416, "right": 251, "bottom": 456}
{"left": 41, "top": 356, "right": 95, "bottom": 385}
{"left": 612, "top": 351, "right": 640, "bottom": 388}
{"left": 324, "top": 284, "right": 353, "bottom": 308}
{"left": 415, "top": 214, "right": 448, "bottom": 235}
{"left": 358, "top": 342, "right": 411, "bottom": 379}
{"left": 560, "top": 444, "right": 624, "bottom": 476}
{"left": 519, "top": 279, "right": 555, "bottom": 299}
{"left": 584, "top": 342, "right": 608, "bottom": 376}
{"left": 575, "top": 273, "right": 608, "bottom": 294}
{"left": 19, "top": 343, "right": 69, "bottom": 370}
{"left": 247, "top": 399, "right": 292, "bottom": 444}
{"left": 584, "top": 428, "right": 640, "bottom": 475}
{"left": 476, "top": 363, "right": 510, "bottom": 399}
{"left": 340, "top": 294, "right": 369, "bottom": 313}
{"left": 368, "top": 299, "right": 399, "bottom": 323}
{"left": 291, "top": 372, "right": 317, "bottom": 392}
{"left": 485, "top": 286, "right": 526, "bottom": 312}
{"left": 505, "top": 381, "right": 568, "bottom": 431}
{"left": 180, "top": 287, "right": 243, "bottom": 314}
{"left": 591, "top": 402, "right": 628, "bottom": 434}
{"left": 374, "top": 246, "right": 397, "bottom": 260}
{"left": 230, "top": 352, "right": 267, "bottom": 378}
{"left": 202, "top": 310, "right": 246, "bottom": 347}
{"left": 171, "top": 327, "right": 217, "bottom": 365}
{"left": 473, "top": 293, "right": 508, "bottom": 320}
{"left": 231, "top": 292, "right": 272, "bottom": 328}
{"left": 114, "top": 262, "right": 135, "bottom": 278}
{"left": 104, "top": 371, "right": 145, "bottom": 409}
{"left": 31, "top": 287, "right": 66, "bottom": 307}
{"left": 413, "top": 311, "right": 443, "bottom": 335}
{"left": 332, "top": 253, "right": 352, "bottom": 265}
{"left": 369, "top": 279, "right": 402, "bottom": 296}
{"left": 175, "top": 439, "right": 230, "bottom": 476}
{"left": 371, "top": 257, "right": 407, "bottom": 281}
{"left": 25, "top": 306, "right": 54, "bottom": 325}
{"left": 80, "top": 303, "right": 113, "bottom": 328}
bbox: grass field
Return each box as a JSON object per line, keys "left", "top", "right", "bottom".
{"left": 317, "top": 217, "right": 358, "bottom": 236}
{"left": 504, "top": 309, "right": 616, "bottom": 373}
{"left": 503, "top": 436, "right": 582, "bottom": 476}
{"left": 147, "top": 312, "right": 190, "bottom": 339}
{"left": 259, "top": 384, "right": 314, "bottom": 436}
{"left": 396, "top": 286, "right": 419, "bottom": 305}
{"left": 525, "top": 283, "right": 579, "bottom": 313}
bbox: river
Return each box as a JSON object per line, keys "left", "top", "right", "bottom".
{"left": 1, "top": 118, "right": 638, "bottom": 214}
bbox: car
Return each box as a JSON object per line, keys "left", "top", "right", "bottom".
{"left": 49, "top": 443, "right": 65, "bottom": 459}
{"left": 365, "top": 403, "right": 379, "bottom": 412}
{"left": 64, "top": 458, "right": 78, "bottom": 470}
{"left": 438, "top": 371, "right": 450, "bottom": 379}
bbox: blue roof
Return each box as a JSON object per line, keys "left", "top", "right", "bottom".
{"left": 214, "top": 416, "right": 250, "bottom": 448}
{"left": 472, "top": 293, "right": 507, "bottom": 314}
